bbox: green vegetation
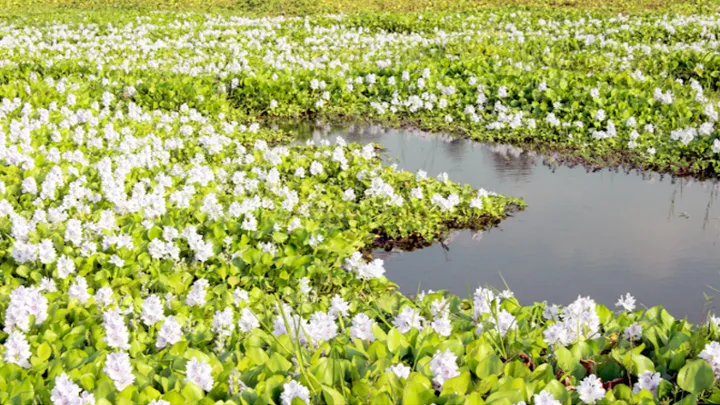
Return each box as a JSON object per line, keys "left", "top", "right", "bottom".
{"left": 2, "top": 4, "right": 720, "bottom": 405}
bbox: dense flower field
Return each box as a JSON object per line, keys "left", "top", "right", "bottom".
{"left": 1, "top": 7, "right": 720, "bottom": 405}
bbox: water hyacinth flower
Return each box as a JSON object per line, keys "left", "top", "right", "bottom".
{"left": 490, "top": 309, "right": 516, "bottom": 337}
{"left": 429, "top": 350, "right": 460, "bottom": 390}
{"left": 350, "top": 313, "right": 376, "bottom": 342}
{"left": 577, "top": 375, "right": 606, "bottom": 404}
{"left": 430, "top": 315, "right": 453, "bottom": 337}
{"left": 329, "top": 294, "right": 350, "bottom": 317}
{"left": 186, "top": 278, "right": 209, "bottom": 307}
{"left": 94, "top": 286, "right": 114, "bottom": 308}
{"left": 56, "top": 255, "right": 76, "bottom": 279}
{"left": 624, "top": 322, "right": 643, "bottom": 340}
{"left": 521, "top": 391, "right": 561, "bottom": 405}
{"left": 344, "top": 252, "right": 386, "bottom": 280}
{"left": 212, "top": 307, "right": 235, "bottom": 338}
{"left": 3, "top": 331, "right": 31, "bottom": 368}
{"left": 4, "top": 285, "right": 48, "bottom": 333}
{"left": 185, "top": 357, "right": 214, "bottom": 392}
{"left": 633, "top": 371, "right": 662, "bottom": 395}
{"left": 104, "top": 351, "right": 135, "bottom": 392}
{"left": 700, "top": 341, "right": 720, "bottom": 378}
{"left": 103, "top": 308, "right": 130, "bottom": 350}
{"left": 616, "top": 293, "right": 636, "bottom": 312}
{"left": 281, "top": 381, "right": 311, "bottom": 405}
{"left": 141, "top": 294, "right": 166, "bottom": 326}
{"left": 51, "top": 374, "right": 95, "bottom": 405}
{"left": 298, "top": 277, "right": 312, "bottom": 296}
{"left": 233, "top": 289, "right": 250, "bottom": 306}
{"left": 156, "top": 316, "right": 183, "bottom": 349}
{"left": 387, "top": 363, "right": 411, "bottom": 379}
{"left": 307, "top": 311, "right": 338, "bottom": 343}
{"left": 393, "top": 306, "right": 425, "bottom": 333}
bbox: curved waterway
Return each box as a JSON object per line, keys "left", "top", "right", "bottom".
{"left": 291, "top": 122, "right": 720, "bottom": 322}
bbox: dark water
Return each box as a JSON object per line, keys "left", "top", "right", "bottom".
{"left": 291, "top": 123, "right": 720, "bottom": 322}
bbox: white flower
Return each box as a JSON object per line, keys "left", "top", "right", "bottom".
{"left": 233, "top": 289, "right": 250, "bottom": 306}
{"left": 393, "top": 306, "right": 425, "bottom": 333}
{"left": 104, "top": 351, "right": 135, "bottom": 392}
{"left": 141, "top": 295, "right": 166, "bottom": 326}
{"left": 329, "top": 295, "right": 350, "bottom": 317}
{"left": 4, "top": 331, "right": 31, "bottom": 368}
{"left": 615, "top": 293, "right": 636, "bottom": 312}
{"left": 185, "top": 357, "right": 214, "bottom": 392}
{"left": 700, "top": 341, "right": 720, "bottom": 378}
{"left": 298, "top": 277, "right": 312, "bottom": 296}
{"left": 470, "top": 198, "right": 483, "bottom": 209}
{"left": 410, "top": 187, "right": 424, "bottom": 200}
{"left": 56, "top": 255, "right": 76, "bottom": 279}
{"left": 387, "top": 363, "right": 410, "bottom": 379}
{"left": 624, "top": 322, "right": 643, "bottom": 340}
{"left": 490, "top": 309, "right": 516, "bottom": 337}
{"left": 186, "top": 278, "right": 209, "bottom": 307}
{"left": 595, "top": 109, "right": 606, "bottom": 121}
{"left": 212, "top": 307, "right": 235, "bottom": 338}
{"left": 633, "top": 371, "right": 662, "bottom": 395}
{"left": 38, "top": 239, "right": 57, "bottom": 264}
{"left": 350, "top": 313, "right": 376, "bottom": 342}
{"left": 533, "top": 391, "right": 561, "bottom": 405}
{"left": 109, "top": 255, "right": 124, "bottom": 267}
{"left": 51, "top": 374, "right": 94, "bottom": 405}
{"left": 309, "top": 161, "right": 323, "bottom": 176}
{"left": 429, "top": 350, "right": 460, "bottom": 389}
{"left": 69, "top": 276, "right": 90, "bottom": 304}
{"left": 103, "top": 309, "right": 130, "bottom": 350}
{"left": 281, "top": 381, "right": 311, "bottom": 405}
{"left": 431, "top": 315, "right": 453, "bottom": 337}
{"left": 94, "top": 286, "right": 114, "bottom": 308}
{"left": 577, "top": 375, "right": 606, "bottom": 404}
{"left": 342, "top": 188, "right": 356, "bottom": 201}
{"left": 4, "top": 285, "right": 48, "bottom": 333}
{"left": 39, "top": 277, "right": 56, "bottom": 292}
{"left": 238, "top": 307, "right": 260, "bottom": 333}
{"left": 307, "top": 311, "right": 338, "bottom": 343}
{"left": 157, "top": 316, "right": 183, "bottom": 349}
{"left": 22, "top": 177, "right": 37, "bottom": 195}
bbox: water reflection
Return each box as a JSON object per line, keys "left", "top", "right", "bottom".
{"left": 287, "top": 122, "right": 720, "bottom": 321}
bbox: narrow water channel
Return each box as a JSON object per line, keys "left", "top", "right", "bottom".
{"left": 292, "top": 122, "right": 720, "bottom": 321}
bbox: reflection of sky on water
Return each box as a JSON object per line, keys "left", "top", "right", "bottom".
{"left": 290, "top": 122, "right": 720, "bottom": 321}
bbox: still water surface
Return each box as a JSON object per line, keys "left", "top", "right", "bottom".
{"left": 292, "top": 123, "right": 720, "bottom": 321}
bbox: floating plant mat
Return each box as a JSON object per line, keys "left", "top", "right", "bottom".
{"left": 293, "top": 122, "right": 720, "bottom": 322}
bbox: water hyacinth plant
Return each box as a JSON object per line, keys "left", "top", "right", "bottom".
{"left": 1, "top": 3, "right": 720, "bottom": 405}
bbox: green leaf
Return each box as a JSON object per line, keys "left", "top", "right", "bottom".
{"left": 387, "top": 328, "right": 407, "bottom": 354}
{"left": 475, "top": 353, "right": 503, "bottom": 379}
{"left": 678, "top": 360, "right": 715, "bottom": 395}
{"left": 181, "top": 382, "right": 206, "bottom": 402}
{"left": 441, "top": 371, "right": 471, "bottom": 396}
{"left": 403, "top": 374, "right": 435, "bottom": 404}
{"left": 322, "top": 385, "right": 346, "bottom": 405}
{"left": 37, "top": 342, "right": 52, "bottom": 362}
{"left": 631, "top": 354, "right": 655, "bottom": 375}
{"left": 465, "top": 392, "right": 486, "bottom": 405}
